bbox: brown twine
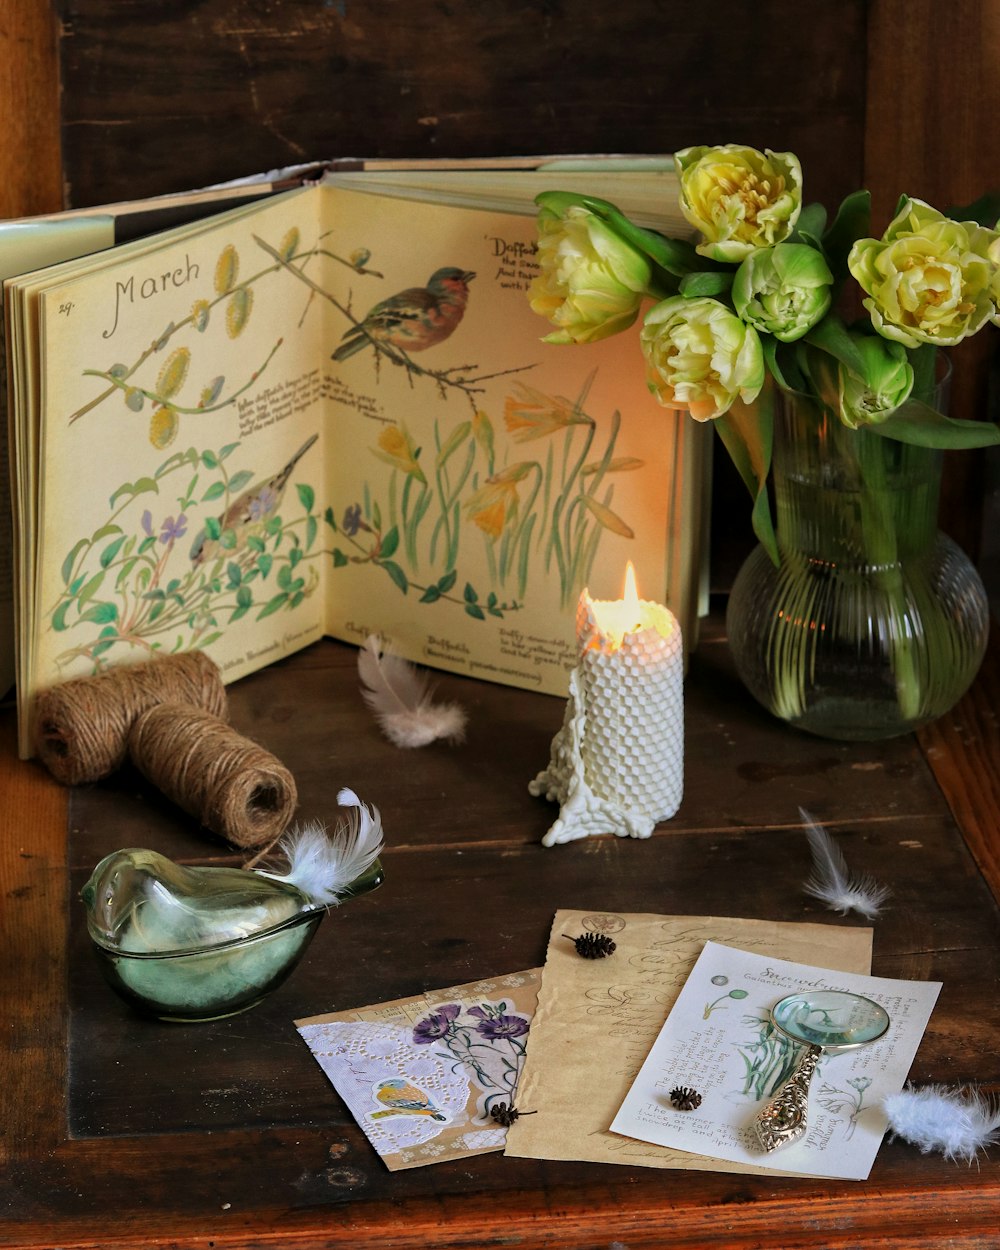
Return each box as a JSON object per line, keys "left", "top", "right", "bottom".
{"left": 127, "top": 702, "right": 297, "bottom": 849}
{"left": 32, "top": 651, "right": 228, "bottom": 785}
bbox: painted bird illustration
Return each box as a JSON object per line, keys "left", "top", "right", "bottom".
{"left": 368, "top": 1078, "right": 448, "bottom": 1121}
{"left": 332, "top": 267, "right": 475, "bottom": 363}
{"left": 190, "top": 433, "right": 319, "bottom": 565}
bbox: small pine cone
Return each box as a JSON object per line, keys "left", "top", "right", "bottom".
{"left": 669, "top": 1086, "right": 702, "bottom": 1111}
{"left": 489, "top": 1102, "right": 536, "bottom": 1127}
{"left": 565, "top": 932, "right": 617, "bottom": 959}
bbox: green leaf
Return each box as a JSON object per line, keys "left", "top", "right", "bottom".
{"left": 763, "top": 337, "right": 807, "bottom": 394}
{"left": 945, "top": 191, "right": 1000, "bottom": 226}
{"left": 204, "top": 516, "right": 222, "bottom": 541}
{"left": 380, "top": 526, "right": 399, "bottom": 559}
{"left": 296, "top": 483, "right": 315, "bottom": 512}
{"left": 324, "top": 506, "right": 336, "bottom": 530}
{"left": 219, "top": 442, "right": 240, "bottom": 461}
{"left": 419, "top": 585, "right": 441, "bottom": 603}
{"left": 236, "top": 584, "right": 253, "bottom": 608}
{"left": 803, "top": 314, "right": 868, "bottom": 379}
{"left": 227, "top": 561, "right": 242, "bottom": 588}
{"left": 792, "top": 202, "right": 828, "bottom": 242}
{"left": 61, "top": 539, "right": 89, "bottom": 585}
{"left": 277, "top": 563, "right": 293, "bottom": 590}
{"left": 381, "top": 560, "right": 408, "bottom": 593}
{"left": 332, "top": 548, "right": 348, "bottom": 567}
{"left": 678, "top": 271, "right": 733, "bottom": 299}
{"left": 51, "top": 600, "right": 73, "bottom": 631}
{"left": 247, "top": 535, "right": 266, "bottom": 553}
{"left": 581, "top": 496, "right": 635, "bottom": 538}
{"left": 257, "top": 592, "right": 289, "bottom": 619}
{"left": 201, "top": 450, "right": 219, "bottom": 469}
{"left": 463, "top": 582, "right": 479, "bottom": 604}
{"left": 79, "top": 601, "right": 118, "bottom": 625}
{"left": 219, "top": 527, "right": 238, "bottom": 550}
{"left": 822, "top": 189, "right": 871, "bottom": 286}
{"left": 99, "top": 535, "right": 126, "bottom": 569}
{"left": 871, "top": 401, "right": 1000, "bottom": 449}
{"left": 465, "top": 602, "right": 486, "bottom": 621}
{"left": 437, "top": 569, "right": 458, "bottom": 594}
{"left": 257, "top": 553, "right": 273, "bottom": 578}
{"left": 109, "top": 476, "right": 158, "bottom": 507}
{"left": 229, "top": 604, "right": 250, "bottom": 623}
{"left": 202, "top": 480, "right": 226, "bottom": 502}
{"left": 226, "top": 469, "right": 254, "bottom": 493}
{"left": 305, "top": 515, "right": 318, "bottom": 550}
{"left": 77, "top": 571, "right": 106, "bottom": 607}
{"left": 714, "top": 388, "right": 778, "bottom": 566}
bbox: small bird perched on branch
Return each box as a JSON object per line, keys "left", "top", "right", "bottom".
{"left": 190, "top": 433, "right": 319, "bottom": 565}
{"left": 332, "top": 267, "right": 475, "bottom": 362}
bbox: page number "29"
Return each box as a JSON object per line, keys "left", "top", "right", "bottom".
{"left": 58, "top": 301, "right": 75, "bottom": 317}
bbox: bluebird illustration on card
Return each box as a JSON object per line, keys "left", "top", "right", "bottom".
{"left": 296, "top": 970, "right": 540, "bottom": 1170}
{"left": 610, "top": 943, "right": 941, "bottom": 1180}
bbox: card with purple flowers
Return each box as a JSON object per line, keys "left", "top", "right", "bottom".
{"left": 295, "top": 970, "right": 541, "bottom": 1170}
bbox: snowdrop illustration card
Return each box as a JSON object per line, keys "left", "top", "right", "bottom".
{"left": 296, "top": 970, "right": 540, "bottom": 1170}
{"left": 610, "top": 942, "right": 941, "bottom": 1180}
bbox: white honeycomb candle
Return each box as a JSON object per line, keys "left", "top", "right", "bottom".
{"left": 530, "top": 563, "right": 683, "bottom": 845}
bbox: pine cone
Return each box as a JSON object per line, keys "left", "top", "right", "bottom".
{"left": 669, "top": 1086, "right": 702, "bottom": 1111}
{"left": 565, "top": 931, "right": 617, "bottom": 959}
{"left": 490, "top": 1102, "right": 536, "bottom": 1127}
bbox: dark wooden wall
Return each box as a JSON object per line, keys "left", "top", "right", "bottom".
{"left": 5, "top": 0, "right": 999, "bottom": 560}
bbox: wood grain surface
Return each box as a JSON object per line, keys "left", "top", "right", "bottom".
{"left": 3, "top": 616, "right": 1000, "bottom": 1249}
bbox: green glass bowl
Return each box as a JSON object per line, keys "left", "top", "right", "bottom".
{"left": 81, "top": 848, "right": 383, "bottom": 1022}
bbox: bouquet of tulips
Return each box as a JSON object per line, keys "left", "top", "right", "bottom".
{"left": 528, "top": 143, "right": 1000, "bottom": 563}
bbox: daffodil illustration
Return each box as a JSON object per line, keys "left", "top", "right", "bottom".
{"left": 503, "top": 382, "right": 592, "bottom": 442}
{"left": 372, "top": 422, "right": 426, "bottom": 484}
{"left": 465, "top": 463, "right": 535, "bottom": 539}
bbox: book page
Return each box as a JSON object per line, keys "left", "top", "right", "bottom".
{"left": 0, "top": 218, "right": 116, "bottom": 695}
{"left": 610, "top": 942, "right": 941, "bottom": 1180}
{"left": 21, "top": 189, "right": 330, "bottom": 743}
{"left": 505, "top": 910, "right": 873, "bottom": 1172}
{"left": 317, "top": 185, "right": 709, "bottom": 696}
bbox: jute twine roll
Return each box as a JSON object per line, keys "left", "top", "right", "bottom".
{"left": 127, "top": 702, "right": 298, "bottom": 849}
{"left": 33, "top": 651, "right": 228, "bottom": 785}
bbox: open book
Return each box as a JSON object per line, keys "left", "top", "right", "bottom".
{"left": 4, "top": 159, "right": 710, "bottom": 755}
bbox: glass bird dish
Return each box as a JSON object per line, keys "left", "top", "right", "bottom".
{"left": 82, "top": 844, "right": 384, "bottom": 1022}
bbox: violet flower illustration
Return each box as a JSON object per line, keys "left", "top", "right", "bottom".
{"left": 159, "top": 514, "right": 188, "bottom": 544}
{"left": 469, "top": 1009, "right": 529, "bottom": 1041}
{"left": 412, "top": 1002, "right": 461, "bottom": 1045}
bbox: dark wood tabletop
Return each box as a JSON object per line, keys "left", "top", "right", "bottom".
{"left": 3, "top": 610, "right": 1000, "bottom": 1249}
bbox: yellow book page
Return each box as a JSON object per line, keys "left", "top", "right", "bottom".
{"left": 0, "top": 218, "right": 116, "bottom": 695}
{"left": 316, "top": 185, "right": 708, "bottom": 695}
{"left": 24, "top": 189, "right": 329, "bottom": 748}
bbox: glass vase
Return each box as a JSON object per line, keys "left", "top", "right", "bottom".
{"left": 726, "top": 387, "right": 989, "bottom": 740}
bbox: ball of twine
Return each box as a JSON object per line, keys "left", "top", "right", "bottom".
{"left": 33, "top": 651, "right": 228, "bottom": 785}
{"left": 128, "top": 702, "right": 297, "bottom": 849}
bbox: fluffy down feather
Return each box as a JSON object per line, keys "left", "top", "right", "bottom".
{"left": 262, "top": 788, "right": 384, "bottom": 906}
{"left": 799, "top": 807, "right": 891, "bottom": 920}
{"left": 358, "top": 634, "right": 466, "bottom": 748}
{"left": 884, "top": 1084, "right": 1000, "bottom": 1163}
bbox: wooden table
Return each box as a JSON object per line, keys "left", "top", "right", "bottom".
{"left": 3, "top": 614, "right": 1000, "bottom": 1249}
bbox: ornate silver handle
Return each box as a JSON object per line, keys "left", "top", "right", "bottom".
{"left": 753, "top": 1043, "right": 822, "bottom": 1152}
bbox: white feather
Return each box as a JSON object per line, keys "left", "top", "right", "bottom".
{"left": 799, "top": 807, "right": 891, "bottom": 920}
{"left": 262, "top": 790, "right": 384, "bottom": 906}
{"left": 358, "top": 634, "right": 466, "bottom": 748}
{"left": 884, "top": 1084, "right": 1000, "bottom": 1163}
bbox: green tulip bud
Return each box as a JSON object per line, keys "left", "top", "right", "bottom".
{"left": 838, "top": 334, "right": 914, "bottom": 429}
{"left": 640, "top": 295, "right": 765, "bottom": 421}
{"left": 848, "top": 198, "right": 999, "bottom": 347}
{"left": 732, "top": 243, "right": 833, "bottom": 342}
{"left": 529, "top": 204, "right": 652, "bottom": 344}
{"left": 674, "top": 144, "right": 803, "bottom": 262}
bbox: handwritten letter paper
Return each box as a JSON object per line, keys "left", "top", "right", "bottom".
{"left": 505, "top": 910, "right": 873, "bottom": 1173}
{"left": 611, "top": 942, "right": 941, "bottom": 1180}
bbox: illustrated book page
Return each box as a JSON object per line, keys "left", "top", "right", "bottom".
{"left": 16, "top": 189, "right": 329, "bottom": 752}
{"left": 611, "top": 941, "right": 942, "bottom": 1180}
{"left": 296, "top": 969, "right": 541, "bottom": 1170}
{"left": 315, "top": 182, "right": 708, "bottom": 697}
{"left": 505, "top": 910, "right": 873, "bottom": 1173}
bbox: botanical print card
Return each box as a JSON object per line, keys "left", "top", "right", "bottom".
{"left": 505, "top": 910, "right": 873, "bottom": 1173}
{"left": 296, "top": 970, "right": 540, "bottom": 1170}
{"left": 610, "top": 942, "right": 941, "bottom": 1181}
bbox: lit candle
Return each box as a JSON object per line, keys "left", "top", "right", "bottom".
{"left": 530, "top": 562, "right": 684, "bottom": 845}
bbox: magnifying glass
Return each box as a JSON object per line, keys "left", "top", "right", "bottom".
{"left": 753, "top": 989, "right": 890, "bottom": 1152}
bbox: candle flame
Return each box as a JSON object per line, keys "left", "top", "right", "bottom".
{"left": 623, "top": 561, "right": 639, "bottom": 608}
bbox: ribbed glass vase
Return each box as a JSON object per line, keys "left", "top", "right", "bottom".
{"left": 726, "top": 387, "right": 989, "bottom": 740}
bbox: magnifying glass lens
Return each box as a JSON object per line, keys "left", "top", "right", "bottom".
{"left": 772, "top": 989, "right": 890, "bottom": 1048}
